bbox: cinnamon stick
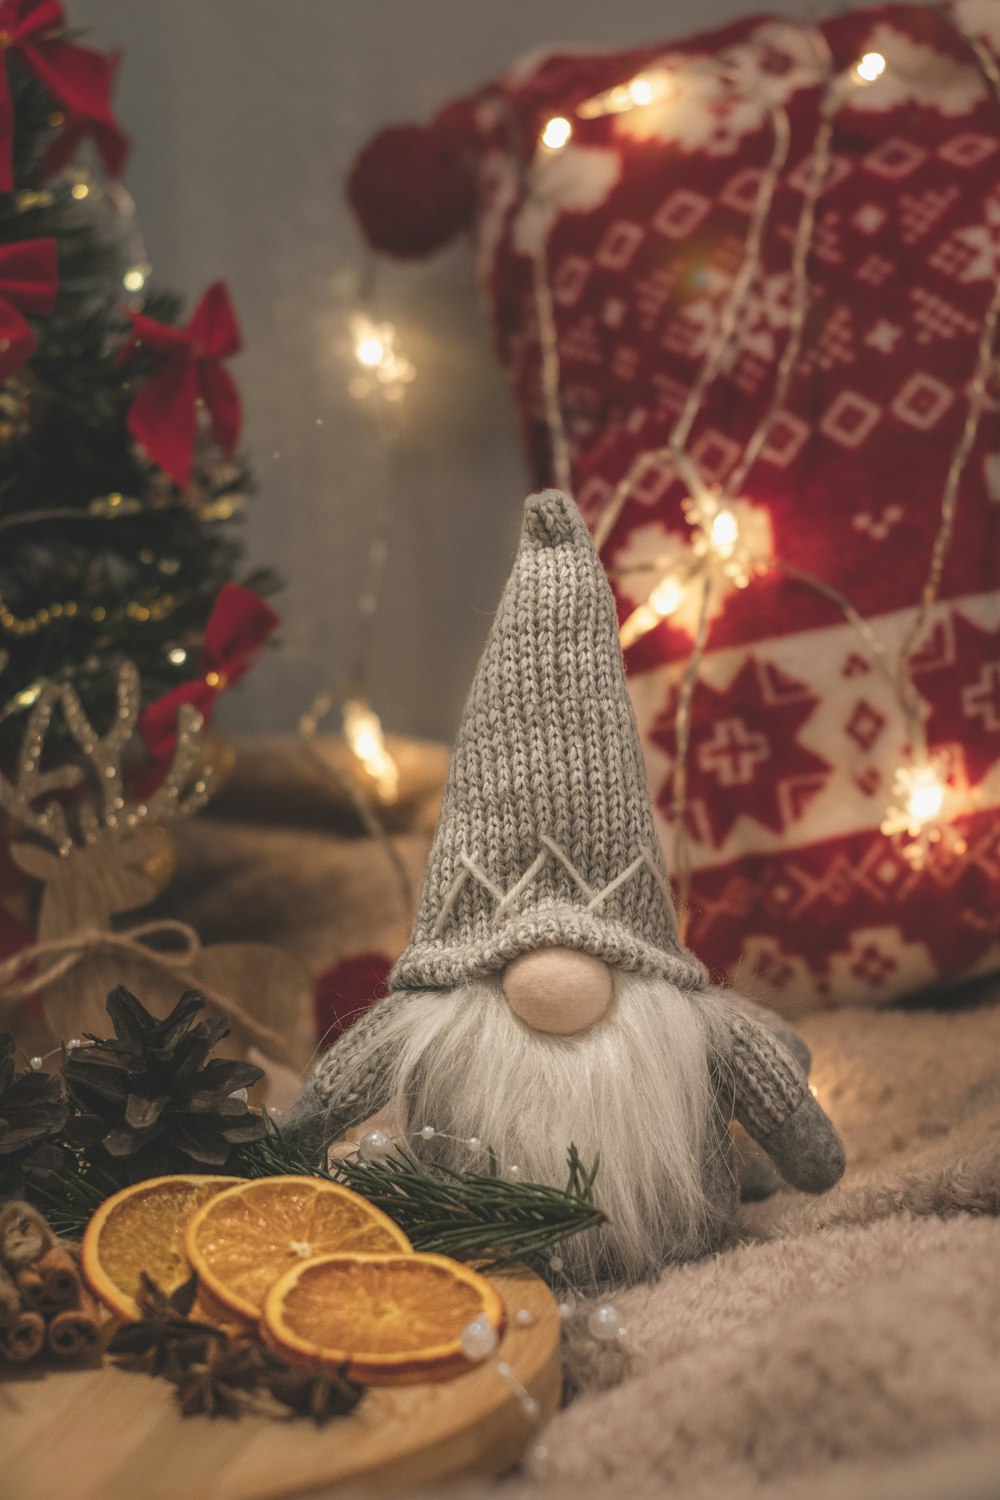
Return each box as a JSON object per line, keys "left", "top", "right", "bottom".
{"left": 17, "top": 1246, "right": 82, "bottom": 1315}
{"left": 0, "top": 1310, "right": 45, "bottom": 1363}
{"left": 47, "top": 1286, "right": 102, "bottom": 1360}
{"left": 0, "top": 1265, "right": 20, "bottom": 1327}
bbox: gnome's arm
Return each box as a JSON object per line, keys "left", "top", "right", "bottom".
{"left": 714, "top": 991, "right": 812, "bottom": 1076}
{"left": 280, "top": 992, "right": 408, "bottom": 1158}
{"left": 718, "top": 1011, "right": 845, "bottom": 1193}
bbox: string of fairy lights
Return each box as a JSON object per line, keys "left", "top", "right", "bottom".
{"left": 522, "top": 22, "right": 999, "bottom": 913}
{"left": 297, "top": 299, "right": 415, "bottom": 812}
{"left": 293, "top": 289, "right": 419, "bottom": 913}
{"left": 9, "top": 24, "right": 995, "bottom": 913}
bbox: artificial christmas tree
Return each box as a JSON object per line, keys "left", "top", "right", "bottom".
{"left": 0, "top": 0, "right": 278, "bottom": 764}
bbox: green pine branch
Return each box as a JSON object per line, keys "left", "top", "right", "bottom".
{"left": 0, "top": 43, "right": 279, "bottom": 751}
{"left": 24, "top": 1110, "right": 605, "bottom": 1271}
{"left": 234, "top": 1115, "right": 605, "bottom": 1268}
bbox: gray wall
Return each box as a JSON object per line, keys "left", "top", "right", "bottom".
{"left": 73, "top": 0, "right": 806, "bottom": 743}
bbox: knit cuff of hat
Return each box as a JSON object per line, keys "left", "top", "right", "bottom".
{"left": 390, "top": 902, "right": 708, "bottom": 993}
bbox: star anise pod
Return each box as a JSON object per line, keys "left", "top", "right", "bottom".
{"left": 174, "top": 1338, "right": 266, "bottom": 1418}
{"left": 107, "top": 1271, "right": 368, "bottom": 1425}
{"left": 107, "top": 1272, "right": 224, "bottom": 1377}
{"left": 265, "top": 1362, "right": 366, "bottom": 1425}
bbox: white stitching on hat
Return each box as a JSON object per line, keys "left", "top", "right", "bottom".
{"left": 430, "top": 837, "right": 668, "bottom": 939}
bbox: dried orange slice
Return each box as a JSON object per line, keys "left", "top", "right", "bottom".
{"left": 261, "top": 1252, "right": 506, "bottom": 1385}
{"left": 82, "top": 1174, "right": 238, "bottom": 1321}
{"left": 184, "top": 1175, "right": 412, "bottom": 1321}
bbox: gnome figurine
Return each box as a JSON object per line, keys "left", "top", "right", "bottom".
{"left": 286, "top": 491, "right": 844, "bottom": 1282}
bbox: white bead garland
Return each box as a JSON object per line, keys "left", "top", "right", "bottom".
{"left": 459, "top": 1316, "right": 500, "bottom": 1362}
{"left": 525, "top": 1442, "right": 550, "bottom": 1481}
{"left": 358, "top": 1128, "right": 392, "bottom": 1163}
{"left": 587, "top": 1303, "right": 627, "bottom": 1341}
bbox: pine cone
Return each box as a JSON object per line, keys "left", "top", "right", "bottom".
{"left": 0, "top": 1034, "right": 69, "bottom": 1198}
{"left": 63, "top": 987, "right": 265, "bottom": 1182}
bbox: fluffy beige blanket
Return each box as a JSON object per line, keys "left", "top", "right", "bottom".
{"left": 172, "top": 739, "right": 1000, "bottom": 1500}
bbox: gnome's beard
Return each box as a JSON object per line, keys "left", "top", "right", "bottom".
{"left": 328, "top": 972, "right": 733, "bottom": 1284}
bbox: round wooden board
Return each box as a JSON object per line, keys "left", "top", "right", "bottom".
{"left": 0, "top": 1267, "right": 560, "bottom": 1500}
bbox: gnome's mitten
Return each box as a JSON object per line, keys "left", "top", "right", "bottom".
{"left": 281, "top": 992, "right": 410, "bottom": 1156}
{"left": 717, "top": 993, "right": 813, "bottom": 1200}
{"left": 722, "top": 1012, "right": 845, "bottom": 1194}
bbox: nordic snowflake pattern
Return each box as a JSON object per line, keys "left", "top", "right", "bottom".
{"left": 463, "top": 4, "right": 1000, "bottom": 1007}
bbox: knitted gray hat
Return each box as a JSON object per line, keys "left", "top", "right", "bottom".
{"left": 390, "top": 490, "right": 707, "bottom": 994}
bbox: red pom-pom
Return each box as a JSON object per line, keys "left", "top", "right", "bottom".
{"left": 346, "top": 110, "right": 477, "bottom": 260}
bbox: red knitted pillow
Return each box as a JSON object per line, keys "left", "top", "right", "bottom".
{"left": 348, "top": 2, "right": 1000, "bottom": 1010}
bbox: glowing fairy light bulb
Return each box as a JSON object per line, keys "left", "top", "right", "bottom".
{"left": 649, "top": 574, "right": 684, "bottom": 617}
{"left": 853, "top": 51, "right": 886, "bottom": 84}
{"left": 343, "top": 698, "right": 400, "bottom": 804}
{"left": 683, "top": 491, "right": 762, "bottom": 590}
{"left": 904, "top": 766, "right": 944, "bottom": 826}
{"left": 627, "top": 75, "right": 656, "bottom": 107}
{"left": 619, "top": 573, "right": 686, "bottom": 650}
{"left": 123, "top": 262, "right": 151, "bottom": 294}
{"left": 540, "top": 116, "right": 573, "bottom": 152}
{"left": 355, "top": 331, "right": 386, "bottom": 369}
{"left": 347, "top": 314, "right": 415, "bottom": 401}
{"left": 577, "top": 70, "right": 672, "bottom": 119}
{"left": 709, "top": 508, "right": 739, "bottom": 558}
{"left": 881, "top": 758, "right": 955, "bottom": 869}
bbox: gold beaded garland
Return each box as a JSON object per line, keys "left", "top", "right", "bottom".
{"left": 0, "top": 591, "right": 180, "bottom": 636}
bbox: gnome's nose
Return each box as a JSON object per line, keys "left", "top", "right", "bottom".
{"left": 502, "top": 948, "right": 614, "bottom": 1036}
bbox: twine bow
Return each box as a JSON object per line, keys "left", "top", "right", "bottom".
{"left": 0, "top": 919, "right": 288, "bottom": 1057}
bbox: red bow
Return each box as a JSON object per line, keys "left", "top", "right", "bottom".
{"left": 0, "top": 237, "right": 57, "bottom": 381}
{"left": 120, "top": 281, "right": 242, "bottom": 489}
{"left": 41, "top": 47, "right": 129, "bottom": 181}
{"left": 0, "top": 0, "right": 125, "bottom": 192}
{"left": 139, "top": 584, "right": 279, "bottom": 763}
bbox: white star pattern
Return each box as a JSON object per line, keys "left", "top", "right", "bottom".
{"left": 951, "top": 194, "right": 1000, "bottom": 282}
{"left": 513, "top": 146, "right": 621, "bottom": 256}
